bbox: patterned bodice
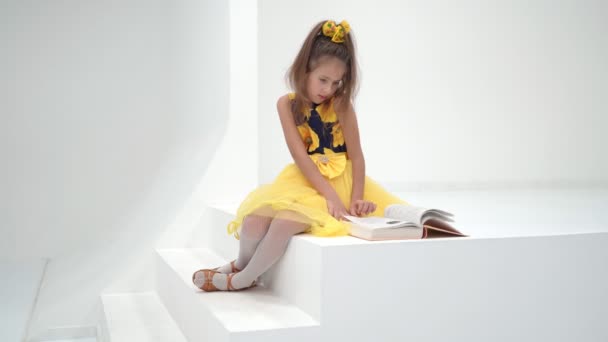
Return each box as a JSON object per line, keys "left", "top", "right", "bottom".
{"left": 289, "top": 93, "right": 347, "bottom": 155}
{"left": 288, "top": 93, "right": 348, "bottom": 179}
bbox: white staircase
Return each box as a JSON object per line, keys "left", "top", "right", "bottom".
{"left": 98, "top": 202, "right": 608, "bottom": 341}
{"left": 155, "top": 248, "right": 320, "bottom": 342}
{"left": 99, "top": 292, "right": 187, "bottom": 342}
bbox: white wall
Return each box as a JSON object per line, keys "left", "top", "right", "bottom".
{"left": 2, "top": 0, "right": 605, "bottom": 338}
{"left": 201, "top": 0, "right": 258, "bottom": 204}
{"left": 258, "top": 0, "right": 608, "bottom": 189}
{"left": 4, "top": 0, "right": 233, "bottom": 259}
{"left": 2, "top": 0, "right": 237, "bottom": 339}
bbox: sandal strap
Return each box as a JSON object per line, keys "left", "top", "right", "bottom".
{"left": 201, "top": 270, "right": 219, "bottom": 292}
{"left": 227, "top": 273, "right": 237, "bottom": 291}
{"left": 230, "top": 260, "right": 241, "bottom": 273}
{"left": 192, "top": 267, "right": 219, "bottom": 283}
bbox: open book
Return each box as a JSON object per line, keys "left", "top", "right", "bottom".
{"left": 344, "top": 204, "right": 467, "bottom": 241}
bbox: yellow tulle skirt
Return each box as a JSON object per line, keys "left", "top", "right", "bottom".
{"left": 226, "top": 156, "right": 408, "bottom": 239}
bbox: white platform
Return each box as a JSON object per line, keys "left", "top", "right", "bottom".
{"left": 94, "top": 188, "right": 608, "bottom": 341}
{"left": 397, "top": 189, "right": 608, "bottom": 238}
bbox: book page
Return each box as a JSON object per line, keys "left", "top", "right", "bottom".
{"left": 422, "top": 210, "right": 455, "bottom": 225}
{"left": 384, "top": 205, "right": 427, "bottom": 227}
{"left": 343, "top": 215, "right": 416, "bottom": 230}
{"left": 384, "top": 205, "right": 455, "bottom": 228}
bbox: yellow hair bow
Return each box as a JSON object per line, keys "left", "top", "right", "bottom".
{"left": 322, "top": 20, "right": 351, "bottom": 43}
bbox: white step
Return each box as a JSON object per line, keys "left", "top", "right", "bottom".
{"left": 189, "top": 191, "right": 608, "bottom": 341}
{"left": 100, "top": 292, "right": 187, "bottom": 342}
{"left": 155, "top": 248, "right": 320, "bottom": 342}
{"left": 39, "top": 339, "right": 97, "bottom": 342}
{"left": 204, "top": 204, "right": 241, "bottom": 260}
{"left": 190, "top": 222, "right": 608, "bottom": 341}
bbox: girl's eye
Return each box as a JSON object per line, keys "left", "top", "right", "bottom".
{"left": 320, "top": 78, "right": 327, "bottom": 83}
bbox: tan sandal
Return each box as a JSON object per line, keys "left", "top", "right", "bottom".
{"left": 195, "top": 269, "right": 219, "bottom": 292}
{"left": 192, "top": 260, "right": 241, "bottom": 286}
{"left": 194, "top": 269, "right": 256, "bottom": 292}
{"left": 228, "top": 260, "right": 241, "bottom": 273}
{"left": 210, "top": 260, "right": 241, "bottom": 273}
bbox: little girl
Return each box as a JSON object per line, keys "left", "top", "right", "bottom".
{"left": 193, "top": 19, "right": 408, "bottom": 291}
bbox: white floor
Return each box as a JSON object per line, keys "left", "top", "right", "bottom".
{"left": 3, "top": 188, "right": 607, "bottom": 342}
{"left": 43, "top": 339, "right": 97, "bottom": 342}
{"left": 0, "top": 259, "right": 47, "bottom": 342}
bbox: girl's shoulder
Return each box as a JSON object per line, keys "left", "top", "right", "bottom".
{"left": 276, "top": 93, "right": 296, "bottom": 106}
{"left": 276, "top": 93, "right": 294, "bottom": 108}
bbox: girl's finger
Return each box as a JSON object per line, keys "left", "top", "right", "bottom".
{"left": 359, "top": 202, "right": 367, "bottom": 214}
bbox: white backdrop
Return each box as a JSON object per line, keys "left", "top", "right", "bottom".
{"left": 3, "top": 0, "right": 235, "bottom": 258}
{"left": 2, "top": 0, "right": 607, "bottom": 339}
{"left": 3, "top": 0, "right": 237, "bottom": 338}
{"left": 258, "top": 0, "right": 608, "bottom": 189}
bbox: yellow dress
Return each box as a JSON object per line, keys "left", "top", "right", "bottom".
{"left": 226, "top": 94, "right": 408, "bottom": 239}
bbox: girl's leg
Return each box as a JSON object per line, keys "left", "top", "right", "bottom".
{"left": 195, "top": 210, "right": 309, "bottom": 291}
{"left": 229, "top": 211, "right": 309, "bottom": 289}
{"left": 215, "top": 213, "right": 273, "bottom": 273}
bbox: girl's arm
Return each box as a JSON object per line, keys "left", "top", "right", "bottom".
{"left": 276, "top": 95, "right": 344, "bottom": 205}
{"left": 336, "top": 99, "right": 368, "bottom": 211}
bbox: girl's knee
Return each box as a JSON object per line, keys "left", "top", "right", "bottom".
{"left": 240, "top": 214, "right": 272, "bottom": 240}
{"left": 267, "top": 213, "right": 310, "bottom": 238}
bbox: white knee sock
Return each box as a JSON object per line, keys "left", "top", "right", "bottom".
{"left": 230, "top": 219, "right": 308, "bottom": 289}
{"left": 215, "top": 233, "right": 263, "bottom": 273}
{"left": 214, "top": 214, "right": 272, "bottom": 274}
{"left": 193, "top": 221, "right": 306, "bottom": 291}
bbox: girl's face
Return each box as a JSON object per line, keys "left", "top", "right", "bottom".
{"left": 306, "top": 56, "right": 347, "bottom": 104}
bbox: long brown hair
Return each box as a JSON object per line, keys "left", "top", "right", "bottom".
{"left": 286, "top": 20, "right": 359, "bottom": 125}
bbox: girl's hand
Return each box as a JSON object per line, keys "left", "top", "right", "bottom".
{"left": 349, "top": 199, "right": 377, "bottom": 217}
{"left": 326, "top": 196, "right": 349, "bottom": 220}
